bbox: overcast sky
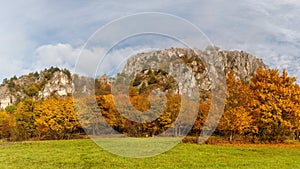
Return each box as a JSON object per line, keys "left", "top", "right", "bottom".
{"left": 0, "top": 0, "right": 300, "bottom": 82}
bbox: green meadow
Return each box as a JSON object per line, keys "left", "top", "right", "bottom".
{"left": 1, "top": 139, "right": 300, "bottom": 169}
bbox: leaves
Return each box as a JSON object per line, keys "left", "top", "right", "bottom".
{"left": 1, "top": 68, "right": 300, "bottom": 143}
{"left": 250, "top": 68, "right": 300, "bottom": 142}
{"left": 34, "top": 97, "right": 81, "bottom": 140}
{"left": 217, "top": 71, "right": 254, "bottom": 142}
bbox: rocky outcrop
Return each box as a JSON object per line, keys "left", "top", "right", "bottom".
{"left": 0, "top": 85, "right": 15, "bottom": 108}
{"left": 0, "top": 68, "right": 73, "bottom": 109}
{"left": 122, "top": 48, "right": 267, "bottom": 97}
{"left": 38, "top": 71, "right": 72, "bottom": 98}
{"left": 0, "top": 48, "right": 268, "bottom": 108}
{"left": 218, "top": 50, "right": 268, "bottom": 81}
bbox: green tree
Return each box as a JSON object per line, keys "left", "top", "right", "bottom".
{"left": 5, "top": 105, "right": 17, "bottom": 114}
{"left": 26, "top": 84, "right": 39, "bottom": 97}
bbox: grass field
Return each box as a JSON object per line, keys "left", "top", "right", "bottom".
{"left": 0, "top": 139, "right": 300, "bottom": 169}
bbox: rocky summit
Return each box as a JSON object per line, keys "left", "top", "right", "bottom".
{"left": 122, "top": 47, "right": 267, "bottom": 98}
{"left": 0, "top": 48, "right": 267, "bottom": 108}
{"left": 0, "top": 67, "right": 73, "bottom": 108}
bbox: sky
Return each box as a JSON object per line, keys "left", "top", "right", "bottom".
{"left": 0, "top": 0, "right": 300, "bottom": 82}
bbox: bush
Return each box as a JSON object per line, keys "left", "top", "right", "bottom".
{"left": 5, "top": 105, "right": 17, "bottom": 114}
{"left": 25, "top": 85, "right": 39, "bottom": 97}
{"left": 139, "top": 82, "right": 147, "bottom": 94}
{"left": 133, "top": 76, "right": 143, "bottom": 86}
{"left": 148, "top": 76, "right": 158, "bottom": 85}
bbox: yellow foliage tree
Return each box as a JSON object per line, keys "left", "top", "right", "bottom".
{"left": 34, "top": 96, "right": 81, "bottom": 140}
{"left": 14, "top": 98, "right": 38, "bottom": 140}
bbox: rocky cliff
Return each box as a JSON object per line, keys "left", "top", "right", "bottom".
{"left": 0, "top": 48, "right": 268, "bottom": 108}
{"left": 122, "top": 48, "right": 267, "bottom": 98}
{"left": 0, "top": 67, "right": 73, "bottom": 108}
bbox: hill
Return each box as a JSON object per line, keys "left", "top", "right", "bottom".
{"left": 1, "top": 48, "right": 300, "bottom": 143}
{"left": 0, "top": 48, "right": 267, "bottom": 109}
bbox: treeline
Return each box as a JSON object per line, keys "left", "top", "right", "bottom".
{"left": 0, "top": 68, "right": 300, "bottom": 143}
{"left": 95, "top": 68, "right": 300, "bottom": 143}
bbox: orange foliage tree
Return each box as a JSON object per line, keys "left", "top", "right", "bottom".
{"left": 96, "top": 93, "right": 181, "bottom": 137}
{"left": 0, "top": 110, "right": 15, "bottom": 139}
{"left": 250, "top": 69, "right": 300, "bottom": 142}
{"left": 218, "top": 71, "right": 256, "bottom": 142}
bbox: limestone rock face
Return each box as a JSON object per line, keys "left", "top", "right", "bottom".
{"left": 218, "top": 50, "right": 268, "bottom": 82}
{"left": 38, "top": 71, "right": 72, "bottom": 98}
{"left": 0, "top": 68, "right": 73, "bottom": 109}
{"left": 0, "top": 48, "right": 268, "bottom": 109}
{"left": 0, "top": 86, "right": 15, "bottom": 108}
{"left": 122, "top": 48, "right": 267, "bottom": 97}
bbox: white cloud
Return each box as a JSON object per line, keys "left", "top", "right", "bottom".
{"left": 32, "top": 43, "right": 80, "bottom": 72}
{"left": 76, "top": 40, "right": 182, "bottom": 78}
{"left": 185, "top": 0, "right": 300, "bottom": 81}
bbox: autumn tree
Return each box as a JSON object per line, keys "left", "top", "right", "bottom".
{"left": 250, "top": 69, "right": 300, "bottom": 142}
{"left": 74, "top": 96, "right": 108, "bottom": 135}
{"left": 94, "top": 68, "right": 182, "bottom": 137}
{"left": 218, "top": 71, "right": 255, "bottom": 142}
{"left": 14, "top": 98, "right": 38, "bottom": 140}
{"left": 0, "top": 110, "right": 15, "bottom": 139}
{"left": 34, "top": 96, "right": 82, "bottom": 140}
{"left": 96, "top": 92, "right": 181, "bottom": 137}
{"left": 190, "top": 100, "right": 210, "bottom": 135}
{"left": 96, "top": 94, "right": 128, "bottom": 134}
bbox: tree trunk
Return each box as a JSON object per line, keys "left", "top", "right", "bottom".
{"left": 229, "top": 130, "right": 233, "bottom": 143}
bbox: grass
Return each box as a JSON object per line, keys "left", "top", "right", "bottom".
{"left": 0, "top": 139, "right": 300, "bottom": 169}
